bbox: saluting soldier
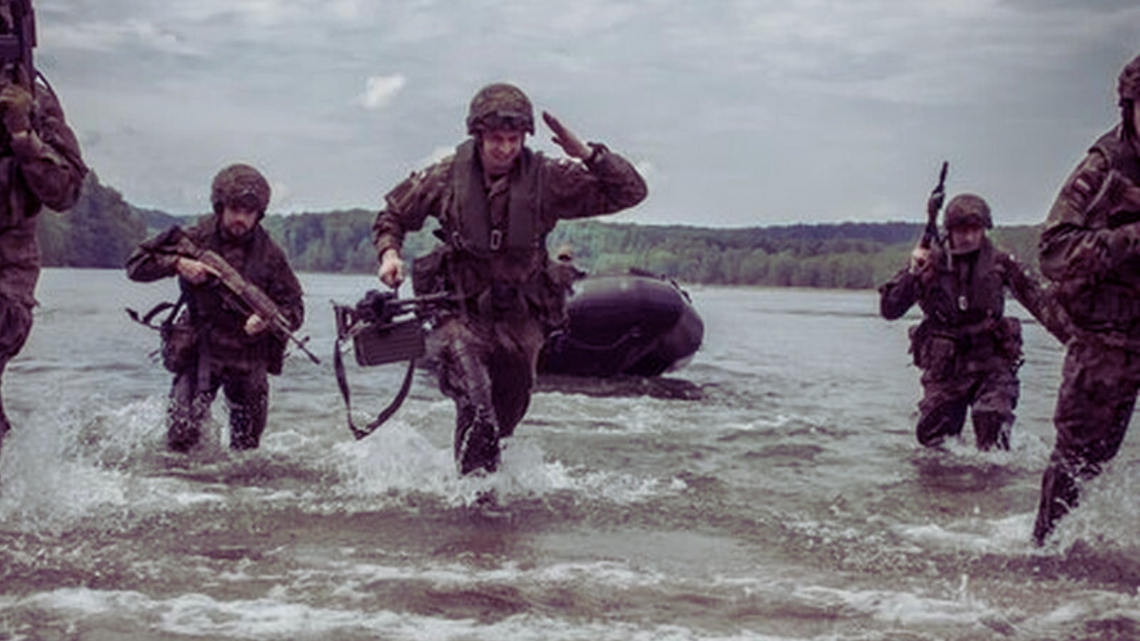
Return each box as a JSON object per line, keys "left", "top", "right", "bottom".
{"left": 372, "top": 83, "right": 648, "bottom": 475}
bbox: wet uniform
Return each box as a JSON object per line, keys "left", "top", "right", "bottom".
{"left": 126, "top": 216, "right": 304, "bottom": 451}
{"left": 373, "top": 139, "right": 646, "bottom": 474}
{"left": 0, "top": 81, "right": 87, "bottom": 445}
{"left": 880, "top": 238, "right": 1054, "bottom": 450}
{"left": 1034, "top": 123, "right": 1140, "bottom": 543}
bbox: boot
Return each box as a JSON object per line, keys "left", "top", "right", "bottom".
{"left": 455, "top": 405, "right": 500, "bottom": 475}
{"left": 973, "top": 412, "right": 1010, "bottom": 451}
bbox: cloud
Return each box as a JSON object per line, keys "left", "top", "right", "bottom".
{"left": 45, "top": 19, "right": 203, "bottom": 56}
{"left": 359, "top": 74, "right": 406, "bottom": 110}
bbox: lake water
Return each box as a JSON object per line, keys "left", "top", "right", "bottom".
{"left": 1, "top": 268, "right": 1139, "bottom": 640}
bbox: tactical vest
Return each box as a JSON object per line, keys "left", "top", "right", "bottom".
{"left": 919, "top": 240, "right": 1006, "bottom": 330}
{"left": 445, "top": 138, "right": 545, "bottom": 257}
{"left": 412, "top": 139, "right": 567, "bottom": 327}
{"left": 911, "top": 241, "right": 1022, "bottom": 376}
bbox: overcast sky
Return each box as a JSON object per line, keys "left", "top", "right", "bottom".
{"left": 34, "top": 0, "right": 1140, "bottom": 227}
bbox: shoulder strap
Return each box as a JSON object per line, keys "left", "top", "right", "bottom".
{"left": 125, "top": 291, "right": 188, "bottom": 331}
{"left": 333, "top": 339, "right": 417, "bottom": 440}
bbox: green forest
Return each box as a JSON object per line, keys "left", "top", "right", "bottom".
{"left": 37, "top": 174, "right": 1046, "bottom": 290}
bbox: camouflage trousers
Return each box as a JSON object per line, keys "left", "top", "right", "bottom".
{"left": 428, "top": 312, "right": 546, "bottom": 475}
{"left": 0, "top": 293, "right": 33, "bottom": 446}
{"left": 167, "top": 358, "right": 269, "bottom": 452}
{"left": 1034, "top": 339, "right": 1140, "bottom": 545}
{"left": 916, "top": 360, "right": 1019, "bottom": 451}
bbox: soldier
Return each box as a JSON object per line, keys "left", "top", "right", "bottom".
{"left": 0, "top": 1, "right": 87, "bottom": 462}
{"left": 880, "top": 194, "right": 1060, "bottom": 451}
{"left": 1033, "top": 53, "right": 1140, "bottom": 545}
{"left": 126, "top": 164, "right": 304, "bottom": 453}
{"left": 373, "top": 82, "right": 647, "bottom": 475}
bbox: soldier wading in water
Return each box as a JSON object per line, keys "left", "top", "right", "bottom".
{"left": 0, "top": 0, "right": 87, "bottom": 467}
{"left": 1034, "top": 53, "right": 1140, "bottom": 545}
{"left": 880, "top": 194, "right": 1064, "bottom": 452}
{"left": 127, "top": 164, "right": 304, "bottom": 453}
{"left": 372, "top": 83, "right": 647, "bottom": 475}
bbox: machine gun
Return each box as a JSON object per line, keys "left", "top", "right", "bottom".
{"left": 0, "top": 0, "right": 35, "bottom": 88}
{"left": 146, "top": 226, "right": 320, "bottom": 365}
{"left": 332, "top": 289, "right": 451, "bottom": 440}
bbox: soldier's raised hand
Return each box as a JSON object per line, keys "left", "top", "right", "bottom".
{"left": 543, "top": 111, "right": 591, "bottom": 160}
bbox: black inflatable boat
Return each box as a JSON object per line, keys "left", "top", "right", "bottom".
{"left": 538, "top": 270, "right": 703, "bottom": 377}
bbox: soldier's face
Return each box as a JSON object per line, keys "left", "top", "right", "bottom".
{"left": 221, "top": 205, "right": 259, "bottom": 238}
{"left": 479, "top": 129, "right": 525, "bottom": 177}
{"left": 949, "top": 224, "right": 985, "bottom": 254}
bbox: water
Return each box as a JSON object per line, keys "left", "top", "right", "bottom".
{"left": 2, "top": 268, "right": 1139, "bottom": 640}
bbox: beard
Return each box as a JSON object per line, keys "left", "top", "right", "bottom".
{"left": 222, "top": 220, "right": 254, "bottom": 240}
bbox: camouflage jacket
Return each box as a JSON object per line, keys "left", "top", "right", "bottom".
{"left": 0, "top": 82, "right": 88, "bottom": 307}
{"left": 880, "top": 239, "right": 1061, "bottom": 359}
{"left": 372, "top": 138, "right": 647, "bottom": 322}
{"left": 1039, "top": 125, "right": 1140, "bottom": 335}
{"left": 126, "top": 217, "right": 304, "bottom": 375}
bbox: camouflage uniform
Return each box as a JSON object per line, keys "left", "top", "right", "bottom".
{"left": 880, "top": 196, "right": 1055, "bottom": 451}
{"left": 372, "top": 83, "right": 647, "bottom": 475}
{"left": 1033, "top": 54, "right": 1140, "bottom": 544}
{"left": 0, "top": 70, "right": 87, "bottom": 450}
{"left": 126, "top": 165, "right": 304, "bottom": 452}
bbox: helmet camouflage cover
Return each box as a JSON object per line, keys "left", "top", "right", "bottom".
{"left": 211, "top": 163, "right": 271, "bottom": 215}
{"left": 943, "top": 193, "right": 992, "bottom": 229}
{"left": 466, "top": 83, "right": 535, "bottom": 135}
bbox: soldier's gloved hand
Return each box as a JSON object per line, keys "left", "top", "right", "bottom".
{"left": 0, "top": 83, "right": 33, "bottom": 135}
{"left": 244, "top": 313, "right": 270, "bottom": 336}
{"left": 378, "top": 249, "right": 405, "bottom": 289}
{"left": 543, "top": 111, "right": 591, "bottom": 160}
{"left": 927, "top": 191, "right": 945, "bottom": 217}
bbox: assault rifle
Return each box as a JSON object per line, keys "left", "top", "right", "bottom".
{"left": 922, "top": 161, "right": 949, "bottom": 249}
{"left": 148, "top": 227, "right": 320, "bottom": 364}
{"left": 332, "top": 289, "right": 451, "bottom": 440}
{"left": 0, "top": 0, "right": 35, "bottom": 88}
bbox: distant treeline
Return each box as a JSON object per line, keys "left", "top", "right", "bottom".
{"left": 36, "top": 174, "right": 1045, "bottom": 290}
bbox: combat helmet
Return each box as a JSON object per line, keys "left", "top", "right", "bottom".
{"left": 466, "top": 83, "right": 535, "bottom": 135}
{"left": 1119, "top": 54, "right": 1140, "bottom": 140}
{"left": 943, "top": 194, "right": 992, "bottom": 230}
{"left": 211, "top": 163, "right": 271, "bottom": 217}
